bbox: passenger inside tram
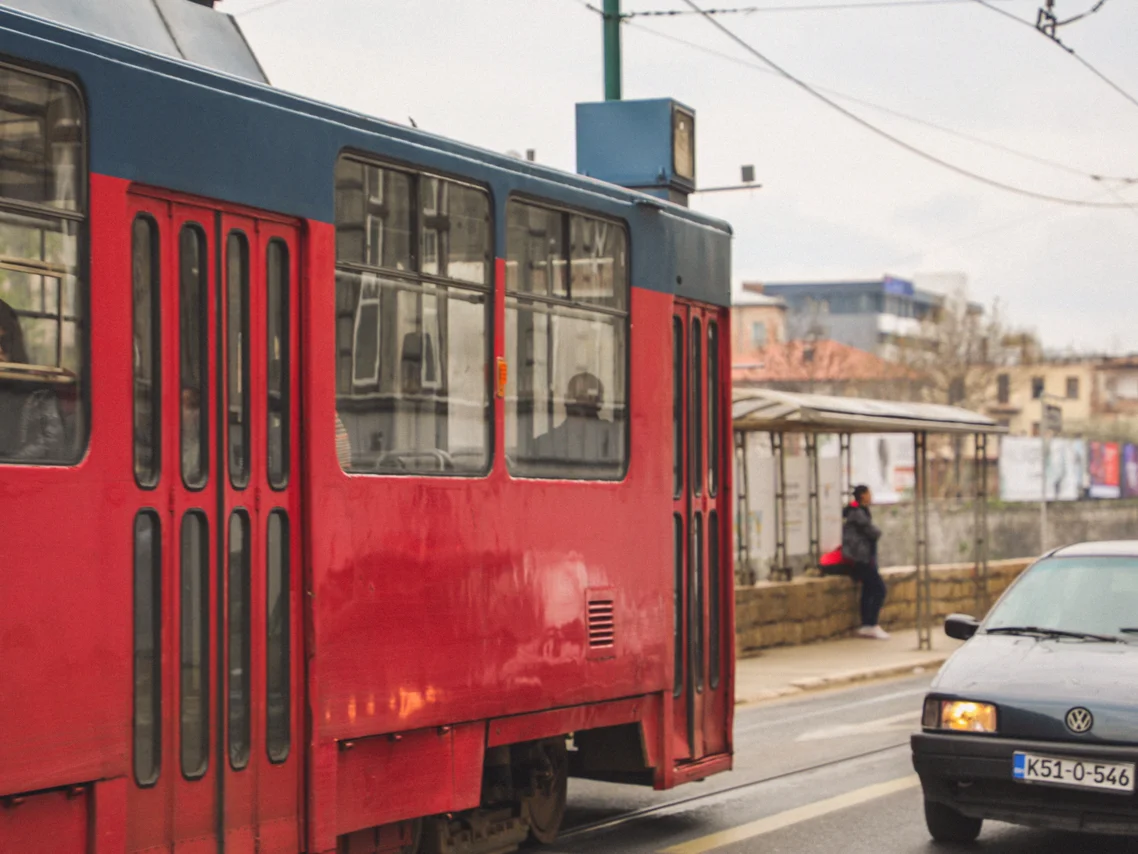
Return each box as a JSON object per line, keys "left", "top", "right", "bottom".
{"left": 0, "top": 298, "right": 65, "bottom": 461}
{"left": 532, "top": 371, "right": 621, "bottom": 466}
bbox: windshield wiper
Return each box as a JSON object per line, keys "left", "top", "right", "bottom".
{"left": 985, "top": 626, "right": 1123, "bottom": 643}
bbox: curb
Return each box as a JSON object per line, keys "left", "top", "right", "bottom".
{"left": 735, "top": 655, "right": 951, "bottom": 706}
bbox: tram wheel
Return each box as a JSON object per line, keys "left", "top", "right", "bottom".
{"left": 522, "top": 739, "right": 568, "bottom": 844}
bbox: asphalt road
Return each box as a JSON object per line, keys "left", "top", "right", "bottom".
{"left": 551, "top": 675, "right": 1138, "bottom": 853}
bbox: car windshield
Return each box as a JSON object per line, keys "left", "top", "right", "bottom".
{"left": 985, "top": 556, "right": 1138, "bottom": 641}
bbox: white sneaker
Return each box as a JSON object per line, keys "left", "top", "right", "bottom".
{"left": 856, "top": 626, "right": 876, "bottom": 638}
{"left": 859, "top": 625, "right": 891, "bottom": 640}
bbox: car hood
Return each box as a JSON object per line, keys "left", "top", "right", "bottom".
{"left": 932, "top": 634, "right": 1138, "bottom": 744}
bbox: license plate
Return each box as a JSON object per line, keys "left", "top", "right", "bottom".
{"left": 1013, "top": 752, "right": 1136, "bottom": 793}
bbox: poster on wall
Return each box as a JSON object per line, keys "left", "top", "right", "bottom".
{"left": 849, "top": 433, "right": 915, "bottom": 504}
{"left": 998, "top": 436, "right": 1087, "bottom": 502}
{"left": 1089, "top": 441, "right": 1122, "bottom": 499}
{"left": 1122, "top": 444, "right": 1138, "bottom": 499}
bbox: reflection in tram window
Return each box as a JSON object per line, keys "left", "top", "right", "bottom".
{"left": 132, "top": 216, "right": 160, "bottom": 487}
{"left": 266, "top": 510, "right": 290, "bottom": 762}
{"left": 180, "top": 226, "right": 208, "bottom": 489}
{"left": 0, "top": 67, "right": 86, "bottom": 465}
{"left": 133, "top": 511, "right": 161, "bottom": 786}
{"left": 266, "top": 240, "right": 289, "bottom": 488}
{"left": 504, "top": 201, "right": 629, "bottom": 480}
{"left": 333, "top": 155, "right": 491, "bottom": 475}
{"left": 227, "top": 511, "right": 250, "bottom": 770}
{"left": 226, "top": 232, "right": 250, "bottom": 489}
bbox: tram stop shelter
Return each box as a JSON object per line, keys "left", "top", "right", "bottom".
{"left": 732, "top": 389, "right": 1006, "bottom": 650}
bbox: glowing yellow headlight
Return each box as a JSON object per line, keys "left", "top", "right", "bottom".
{"left": 939, "top": 700, "right": 998, "bottom": 733}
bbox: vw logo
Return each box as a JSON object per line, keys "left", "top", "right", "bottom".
{"left": 1066, "top": 707, "right": 1094, "bottom": 734}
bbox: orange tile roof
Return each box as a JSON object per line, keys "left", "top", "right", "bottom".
{"left": 732, "top": 339, "right": 914, "bottom": 383}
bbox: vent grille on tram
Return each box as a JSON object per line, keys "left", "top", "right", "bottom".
{"left": 587, "top": 600, "right": 615, "bottom": 648}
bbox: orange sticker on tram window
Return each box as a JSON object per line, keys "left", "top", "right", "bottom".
{"left": 496, "top": 357, "right": 508, "bottom": 398}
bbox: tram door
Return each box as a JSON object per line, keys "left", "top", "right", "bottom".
{"left": 672, "top": 302, "right": 730, "bottom": 763}
{"left": 126, "top": 193, "right": 303, "bottom": 854}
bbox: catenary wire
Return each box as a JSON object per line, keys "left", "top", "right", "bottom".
{"left": 616, "top": 0, "right": 1018, "bottom": 15}
{"left": 624, "top": 19, "right": 1136, "bottom": 184}
{"left": 968, "top": 0, "right": 1138, "bottom": 111}
{"left": 673, "top": 0, "right": 1137, "bottom": 207}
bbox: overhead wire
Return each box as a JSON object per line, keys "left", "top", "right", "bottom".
{"left": 672, "top": 0, "right": 1138, "bottom": 207}
{"left": 624, "top": 18, "right": 1136, "bottom": 184}
{"left": 968, "top": 0, "right": 1138, "bottom": 111}
{"left": 618, "top": 0, "right": 1018, "bottom": 15}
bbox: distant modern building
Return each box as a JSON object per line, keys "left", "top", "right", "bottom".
{"left": 745, "top": 276, "right": 948, "bottom": 359}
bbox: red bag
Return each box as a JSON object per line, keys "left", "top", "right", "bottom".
{"left": 819, "top": 545, "right": 853, "bottom": 575}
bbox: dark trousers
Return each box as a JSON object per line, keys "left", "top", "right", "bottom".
{"left": 854, "top": 562, "right": 887, "bottom": 627}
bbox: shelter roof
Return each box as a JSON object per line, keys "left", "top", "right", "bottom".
{"left": 733, "top": 388, "right": 1004, "bottom": 435}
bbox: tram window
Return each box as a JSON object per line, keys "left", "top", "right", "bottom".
{"left": 673, "top": 318, "right": 682, "bottom": 498}
{"left": 133, "top": 510, "right": 161, "bottom": 786}
{"left": 690, "top": 513, "right": 704, "bottom": 693}
{"left": 505, "top": 200, "right": 629, "bottom": 480}
{"left": 227, "top": 511, "right": 251, "bottom": 770}
{"left": 266, "top": 240, "right": 289, "bottom": 489}
{"left": 0, "top": 66, "right": 86, "bottom": 466}
{"left": 266, "top": 510, "right": 290, "bottom": 763}
{"left": 420, "top": 176, "right": 491, "bottom": 285}
{"left": 333, "top": 154, "right": 491, "bottom": 475}
{"left": 180, "top": 511, "right": 209, "bottom": 779}
{"left": 226, "top": 232, "right": 250, "bottom": 489}
{"left": 133, "top": 216, "right": 160, "bottom": 488}
{"left": 335, "top": 158, "right": 413, "bottom": 272}
{"left": 709, "top": 510, "right": 721, "bottom": 690}
{"left": 179, "top": 225, "right": 208, "bottom": 489}
{"left": 707, "top": 322, "right": 719, "bottom": 497}
{"left": 673, "top": 513, "right": 683, "bottom": 699}
{"left": 690, "top": 319, "right": 703, "bottom": 496}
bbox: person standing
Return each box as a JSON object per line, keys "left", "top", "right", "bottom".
{"left": 843, "top": 485, "right": 889, "bottom": 640}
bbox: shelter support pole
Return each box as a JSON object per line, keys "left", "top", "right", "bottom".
{"left": 840, "top": 432, "right": 852, "bottom": 499}
{"left": 915, "top": 431, "right": 933, "bottom": 651}
{"left": 806, "top": 433, "right": 821, "bottom": 570}
{"left": 771, "top": 431, "right": 789, "bottom": 581}
{"left": 735, "top": 430, "right": 755, "bottom": 585}
{"left": 973, "top": 433, "right": 990, "bottom": 614}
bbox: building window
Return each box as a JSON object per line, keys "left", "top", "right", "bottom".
{"left": 997, "top": 373, "right": 1010, "bottom": 405}
{"left": 0, "top": 65, "right": 86, "bottom": 465}
{"left": 750, "top": 321, "right": 766, "bottom": 348}
{"left": 1031, "top": 377, "right": 1045, "bottom": 399}
{"left": 1066, "top": 376, "right": 1079, "bottom": 400}
{"left": 333, "top": 155, "right": 492, "bottom": 475}
{"left": 504, "top": 200, "right": 628, "bottom": 480}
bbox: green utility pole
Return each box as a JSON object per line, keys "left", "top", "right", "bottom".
{"left": 603, "top": 0, "right": 621, "bottom": 100}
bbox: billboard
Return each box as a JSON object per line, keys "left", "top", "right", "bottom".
{"left": 1089, "top": 442, "right": 1122, "bottom": 499}
{"left": 998, "top": 436, "right": 1087, "bottom": 502}
{"left": 1121, "top": 444, "right": 1138, "bottom": 499}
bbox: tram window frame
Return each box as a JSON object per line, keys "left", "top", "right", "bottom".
{"left": 133, "top": 509, "right": 161, "bottom": 787}
{"left": 333, "top": 152, "right": 493, "bottom": 477}
{"left": 180, "top": 510, "right": 210, "bottom": 780}
{"left": 504, "top": 196, "right": 630, "bottom": 481}
{"left": 179, "top": 224, "right": 209, "bottom": 491}
{"left": 132, "top": 215, "right": 160, "bottom": 488}
{"left": 226, "top": 231, "right": 251, "bottom": 490}
{"left": 266, "top": 509, "right": 290, "bottom": 763}
{"left": 227, "top": 509, "right": 251, "bottom": 771}
{"left": 0, "top": 63, "right": 89, "bottom": 467}
{"left": 266, "top": 239, "right": 290, "bottom": 490}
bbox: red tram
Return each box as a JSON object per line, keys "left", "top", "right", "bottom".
{"left": 0, "top": 5, "right": 735, "bottom": 853}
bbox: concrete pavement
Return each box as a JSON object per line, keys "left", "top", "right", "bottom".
{"left": 735, "top": 627, "right": 964, "bottom": 705}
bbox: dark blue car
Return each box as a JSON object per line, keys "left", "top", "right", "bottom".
{"left": 912, "top": 541, "right": 1138, "bottom": 842}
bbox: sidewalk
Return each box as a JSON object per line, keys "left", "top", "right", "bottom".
{"left": 735, "top": 627, "right": 964, "bottom": 705}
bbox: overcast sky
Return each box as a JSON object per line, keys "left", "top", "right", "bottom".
{"left": 218, "top": 0, "right": 1138, "bottom": 353}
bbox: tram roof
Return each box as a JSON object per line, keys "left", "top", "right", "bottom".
{"left": 732, "top": 389, "right": 1004, "bottom": 436}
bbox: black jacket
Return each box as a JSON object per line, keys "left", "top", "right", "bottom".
{"left": 841, "top": 502, "right": 881, "bottom": 566}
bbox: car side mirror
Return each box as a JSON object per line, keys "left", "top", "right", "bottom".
{"left": 944, "top": 613, "right": 980, "bottom": 641}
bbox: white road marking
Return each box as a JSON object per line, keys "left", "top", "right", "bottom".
{"left": 657, "top": 775, "right": 920, "bottom": 854}
{"left": 795, "top": 710, "right": 918, "bottom": 742}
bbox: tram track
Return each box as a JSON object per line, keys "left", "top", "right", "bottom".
{"left": 558, "top": 740, "right": 913, "bottom": 841}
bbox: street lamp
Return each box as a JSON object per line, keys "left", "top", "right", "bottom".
{"left": 1038, "top": 392, "right": 1063, "bottom": 552}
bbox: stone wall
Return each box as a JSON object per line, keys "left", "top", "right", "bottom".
{"left": 874, "top": 499, "right": 1138, "bottom": 568}
{"left": 735, "top": 558, "right": 1030, "bottom": 657}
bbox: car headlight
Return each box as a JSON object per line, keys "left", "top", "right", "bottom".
{"left": 923, "top": 697, "right": 998, "bottom": 733}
